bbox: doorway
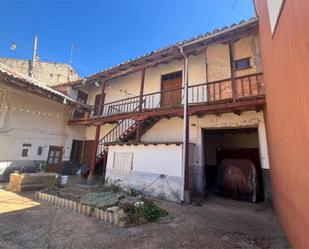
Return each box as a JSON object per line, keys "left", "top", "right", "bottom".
{"left": 161, "top": 71, "right": 182, "bottom": 107}
{"left": 46, "top": 146, "right": 63, "bottom": 173}
{"left": 70, "top": 140, "right": 84, "bottom": 164}
{"left": 203, "top": 128, "right": 264, "bottom": 202}
{"left": 82, "top": 140, "right": 94, "bottom": 167}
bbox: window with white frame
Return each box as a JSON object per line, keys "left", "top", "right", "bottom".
{"left": 112, "top": 152, "right": 134, "bottom": 174}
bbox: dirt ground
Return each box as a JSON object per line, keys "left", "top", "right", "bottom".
{"left": 0, "top": 187, "right": 290, "bottom": 249}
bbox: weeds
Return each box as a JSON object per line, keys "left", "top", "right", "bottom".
{"left": 124, "top": 197, "right": 168, "bottom": 223}
{"left": 97, "top": 177, "right": 123, "bottom": 193}
{"left": 43, "top": 177, "right": 57, "bottom": 191}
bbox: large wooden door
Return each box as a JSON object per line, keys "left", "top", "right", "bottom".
{"left": 70, "top": 140, "right": 84, "bottom": 164}
{"left": 93, "top": 93, "right": 106, "bottom": 116}
{"left": 161, "top": 71, "right": 182, "bottom": 107}
{"left": 82, "top": 140, "right": 94, "bottom": 167}
{"left": 74, "top": 90, "right": 88, "bottom": 119}
{"left": 46, "top": 146, "right": 63, "bottom": 173}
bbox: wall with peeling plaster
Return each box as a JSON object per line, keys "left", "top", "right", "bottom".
{"left": 76, "top": 34, "right": 260, "bottom": 107}
{"left": 0, "top": 83, "right": 85, "bottom": 180}
{"left": 105, "top": 144, "right": 195, "bottom": 202}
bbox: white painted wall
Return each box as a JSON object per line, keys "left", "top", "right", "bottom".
{"left": 0, "top": 83, "right": 85, "bottom": 164}
{"left": 106, "top": 144, "right": 183, "bottom": 177}
{"left": 106, "top": 143, "right": 195, "bottom": 202}
{"left": 267, "top": 0, "right": 284, "bottom": 33}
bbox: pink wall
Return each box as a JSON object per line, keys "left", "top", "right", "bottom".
{"left": 254, "top": 0, "right": 309, "bottom": 247}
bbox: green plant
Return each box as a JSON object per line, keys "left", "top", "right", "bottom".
{"left": 43, "top": 177, "right": 57, "bottom": 191}
{"left": 36, "top": 161, "right": 46, "bottom": 173}
{"left": 97, "top": 177, "right": 123, "bottom": 193}
{"left": 125, "top": 198, "right": 168, "bottom": 223}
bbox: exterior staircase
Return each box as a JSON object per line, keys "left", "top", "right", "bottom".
{"left": 83, "top": 116, "right": 159, "bottom": 176}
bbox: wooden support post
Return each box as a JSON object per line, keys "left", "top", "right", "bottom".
{"left": 136, "top": 120, "right": 142, "bottom": 142}
{"left": 228, "top": 42, "right": 237, "bottom": 102}
{"left": 88, "top": 80, "right": 107, "bottom": 183}
{"left": 139, "top": 68, "right": 146, "bottom": 112}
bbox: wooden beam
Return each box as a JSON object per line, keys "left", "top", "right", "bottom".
{"left": 88, "top": 80, "right": 107, "bottom": 182}
{"left": 228, "top": 42, "right": 237, "bottom": 103}
{"left": 139, "top": 68, "right": 145, "bottom": 112}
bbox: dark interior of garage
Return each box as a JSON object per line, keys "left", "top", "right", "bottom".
{"left": 203, "top": 127, "right": 264, "bottom": 202}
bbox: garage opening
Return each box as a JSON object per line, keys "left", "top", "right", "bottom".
{"left": 203, "top": 127, "right": 264, "bottom": 202}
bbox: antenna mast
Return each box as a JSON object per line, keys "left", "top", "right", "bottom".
{"left": 29, "top": 35, "right": 38, "bottom": 77}
{"left": 69, "top": 44, "right": 74, "bottom": 65}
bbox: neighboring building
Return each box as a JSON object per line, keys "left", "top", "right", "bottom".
{"left": 0, "top": 57, "right": 80, "bottom": 87}
{"left": 0, "top": 62, "right": 87, "bottom": 181}
{"left": 254, "top": 0, "right": 309, "bottom": 247}
{"left": 65, "top": 18, "right": 271, "bottom": 203}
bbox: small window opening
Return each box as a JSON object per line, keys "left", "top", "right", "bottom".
{"left": 234, "top": 58, "right": 251, "bottom": 70}
{"left": 37, "top": 146, "right": 43, "bottom": 156}
{"left": 161, "top": 71, "right": 182, "bottom": 81}
{"left": 22, "top": 148, "right": 29, "bottom": 157}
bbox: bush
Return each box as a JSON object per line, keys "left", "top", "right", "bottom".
{"left": 97, "top": 177, "right": 123, "bottom": 193}
{"left": 43, "top": 177, "right": 57, "bottom": 191}
{"left": 124, "top": 198, "right": 168, "bottom": 223}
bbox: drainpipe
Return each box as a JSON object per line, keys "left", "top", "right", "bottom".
{"left": 179, "top": 47, "right": 191, "bottom": 204}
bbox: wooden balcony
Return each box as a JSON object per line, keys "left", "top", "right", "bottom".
{"left": 69, "top": 73, "right": 265, "bottom": 125}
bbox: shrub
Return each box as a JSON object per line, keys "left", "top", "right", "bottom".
{"left": 43, "top": 177, "right": 57, "bottom": 191}
{"left": 97, "top": 177, "right": 123, "bottom": 193}
{"left": 125, "top": 198, "right": 168, "bottom": 223}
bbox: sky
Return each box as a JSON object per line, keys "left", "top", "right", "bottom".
{"left": 0, "top": 0, "right": 254, "bottom": 77}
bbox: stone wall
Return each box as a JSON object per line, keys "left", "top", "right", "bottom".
{"left": 0, "top": 58, "right": 80, "bottom": 86}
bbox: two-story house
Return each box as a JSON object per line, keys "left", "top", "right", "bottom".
{"left": 0, "top": 62, "right": 88, "bottom": 181}
{"left": 64, "top": 17, "right": 270, "bottom": 203}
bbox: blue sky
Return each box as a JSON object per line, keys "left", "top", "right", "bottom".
{"left": 0, "top": 0, "right": 254, "bottom": 76}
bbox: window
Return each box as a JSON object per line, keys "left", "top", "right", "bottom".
{"left": 21, "top": 148, "right": 29, "bottom": 157}
{"left": 112, "top": 152, "right": 133, "bottom": 174}
{"left": 21, "top": 144, "right": 31, "bottom": 157}
{"left": 161, "top": 71, "right": 182, "bottom": 81}
{"left": 234, "top": 58, "right": 251, "bottom": 70}
{"left": 37, "top": 146, "right": 43, "bottom": 156}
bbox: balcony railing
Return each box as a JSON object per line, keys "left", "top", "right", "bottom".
{"left": 71, "top": 73, "right": 264, "bottom": 120}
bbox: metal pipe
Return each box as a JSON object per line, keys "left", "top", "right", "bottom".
{"left": 179, "top": 47, "right": 191, "bottom": 204}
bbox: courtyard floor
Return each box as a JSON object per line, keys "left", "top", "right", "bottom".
{"left": 0, "top": 187, "right": 290, "bottom": 249}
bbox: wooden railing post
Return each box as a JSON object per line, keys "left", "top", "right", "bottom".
{"left": 136, "top": 120, "right": 142, "bottom": 142}
{"left": 228, "top": 42, "right": 237, "bottom": 102}
{"left": 139, "top": 68, "right": 146, "bottom": 112}
{"left": 98, "top": 80, "right": 107, "bottom": 117}
{"left": 88, "top": 80, "right": 107, "bottom": 183}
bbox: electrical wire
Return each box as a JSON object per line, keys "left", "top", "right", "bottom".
{"left": 139, "top": 175, "right": 182, "bottom": 202}
{"left": 164, "top": 176, "right": 182, "bottom": 201}
{"left": 141, "top": 176, "right": 161, "bottom": 191}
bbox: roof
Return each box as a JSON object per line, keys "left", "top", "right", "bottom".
{"left": 63, "top": 17, "right": 258, "bottom": 87}
{"left": 0, "top": 62, "right": 90, "bottom": 110}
